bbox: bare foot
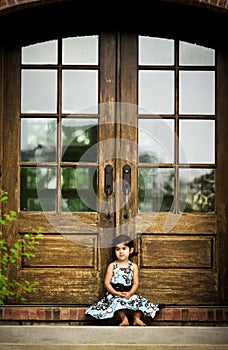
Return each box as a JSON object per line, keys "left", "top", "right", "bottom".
{"left": 133, "top": 318, "right": 147, "bottom": 326}
{"left": 119, "top": 317, "right": 129, "bottom": 326}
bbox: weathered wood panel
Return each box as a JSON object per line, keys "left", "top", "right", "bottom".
{"left": 138, "top": 270, "right": 218, "bottom": 305}
{"left": 18, "top": 212, "right": 99, "bottom": 233}
{"left": 17, "top": 269, "right": 103, "bottom": 304}
{"left": 136, "top": 213, "right": 217, "bottom": 234}
{"left": 140, "top": 235, "right": 214, "bottom": 268}
{"left": 22, "top": 234, "right": 97, "bottom": 268}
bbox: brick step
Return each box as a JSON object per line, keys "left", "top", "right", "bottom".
{"left": 0, "top": 326, "right": 228, "bottom": 350}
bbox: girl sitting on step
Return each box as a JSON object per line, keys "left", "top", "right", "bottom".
{"left": 85, "top": 234, "right": 160, "bottom": 326}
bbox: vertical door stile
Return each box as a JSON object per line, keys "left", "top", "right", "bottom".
{"left": 99, "top": 32, "right": 117, "bottom": 268}
{"left": 118, "top": 33, "right": 138, "bottom": 235}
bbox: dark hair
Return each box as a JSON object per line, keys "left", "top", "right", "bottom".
{"left": 111, "top": 234, "right": 138, "bottom": 258}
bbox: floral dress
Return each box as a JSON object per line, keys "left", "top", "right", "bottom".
{"left": 85, "top": 260, "right": 159, "bottom": 320}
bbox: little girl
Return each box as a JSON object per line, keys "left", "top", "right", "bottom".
{"left": 85, "top": 234, "right": 160, "bottom": 326}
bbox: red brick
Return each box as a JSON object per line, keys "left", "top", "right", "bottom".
{"left": 70, "top": 308, "right": 78, "bottom": 320}
{"left": 61, "top": 308, "right": 70, "bottom": 321}
{"left": 29, "top": 308, "right": 37, "bottom": 320}
{"left": 216, "top": 309, "right": 223, "bottom": 321}
{"left": 173, "top": 308, "right": 181, "bottom": 321}
{"left": 182, "top": 308, "right": 189, "bottom": 321}
{"left": 198, "top": 308, "right": 207, "bottom": 321}
{"left": 37, "top": 308, "right": 45, "bottom": 321}
{"left": 77, "top": 307, "right": 86, "bottom": 320}
{"left": 4, "top": 308, "right": 12, "bottom": 320}
{"left": 21, "top": 307, "right": 29, "bottom": 320}
{"left": 12, "top": 308, "right": 20, "bottom": 320}
{"left": 190, "top": 309, "right": 198, "bottom": 321}
{"left": 164, "top": 308, "right": 173, "bottom": 321}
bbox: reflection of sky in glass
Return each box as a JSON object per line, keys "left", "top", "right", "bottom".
{"left": 62, "top": 36, "right": 98, "bottom": 65}
{"left": 138, "top": 71, "right": 174, "bottom": 114}
{"left": 22, "top": 40, "right": 58, "bottom": 64}
{"left": 179, "top": 71, "right": 215, "bottom": 115}
{"left": 62, "top": 70, "right": 98, "bottom": 114}
{"left": 138, "top": 119, "right": 174, "bottom": 163}
{"left": 179, "top": 41, "right": 215, "bottom": 66}
{"left": 179, "top": 120, "right": 215, "bottom": 164}
{"left": 21, "top": 70, "right": 57, "bottom": 113}
{"left": 138, "top": 36, "right": 174, "bottom": 65}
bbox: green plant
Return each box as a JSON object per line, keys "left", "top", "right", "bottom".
{"left": 0, "top": 189, "right": 43, "bottom": 305}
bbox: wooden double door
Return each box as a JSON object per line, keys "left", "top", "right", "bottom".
{"left": 1, "top": 32, "right": 227, "bottom": 306}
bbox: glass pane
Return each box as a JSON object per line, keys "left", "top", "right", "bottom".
{"left": 62, "top": 36, "right": 98, "bottom": 65}
{"left": 179, "top": 169, "right": 215, "bottom": 213}
{"left": 138, "top": 119, "right": 174, "bottom": 163}
{"left": 21, "top": 70, "right": 57, "bottom": 113}
{"left": 179, "top": 120, "right": 215, "bottom": 164}
{"left": 22, "top": 40, "right": 58, "bottom": 64}
{"left": 139, "top": 36, "right": 174, "bottom": 65}
{"left": 62, "top": 118, "right": 98, "bottom": 162}
{"left": 61, "top": 167, "right": 97, "bottom": 212}
{"left": 21, "top": 118, "right": 57, "bottom": 162}
{"left": 62, "top": 70, "right": 98, "bottom": 114}
{"left": 138, "top": 168, "right": 174, "bottom": 212}
{"left": 20, "top": 167, "right": 57, "bottom": 211}
{"left": 179, "top": 41, "right": 215, "bottom": 66}
{"left": 138, "top": 71, "right": 174, "bottom": 114}
{"left": 179, "top": 71, "right": 215, "bottom": 115}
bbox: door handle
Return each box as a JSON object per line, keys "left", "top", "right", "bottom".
{"left": 122, "top": 164, "right": 131, "bottom": 219}
{"left": 104, "top": 164, "right": 113, "bottom": 219}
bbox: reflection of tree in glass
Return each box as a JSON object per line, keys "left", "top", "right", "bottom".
{"left": 62, "top": 124, "right": 97, "bottom": 162}
{"left": 21, "top": 120, "right": 56, "bottom": 162}
{"left": 21, "top": 167, "right": 56, "bottom": 211}
{"left": 138, "top": 151, "right": 174, "bottom": 212}
{"left": 183, "top": 170, "right": 215, "bottom": 213}
{"left": 139, "top": 151, "right": 159, "bottom": 163}
{"left": 61, "top": 168, "right": 97, "bottom": 212}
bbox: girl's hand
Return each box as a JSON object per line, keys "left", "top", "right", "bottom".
{"left": 120, "top": 292, "right": 131, "bottom": 299}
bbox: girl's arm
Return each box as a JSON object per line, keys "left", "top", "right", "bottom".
{"left": 104, "top": 262, "right": 123, "bottom": 296}
{"left": 122, "top": 262, "right": 139, "bottom": 299}
{"left": 129, "top": 262, "right": 140, "bottom": 295}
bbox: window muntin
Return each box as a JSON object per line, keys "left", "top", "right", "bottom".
{"left": 20, "top": 36, "right": 99, "bottom": 212}
{"left": 20, "top": 35, "right": 216, "bottom": 214}
{"left": 138, "top": 36, "right": 216, "bottom": 213}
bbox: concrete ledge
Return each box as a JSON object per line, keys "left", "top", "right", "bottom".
{"left": 0, "top": 345, "right": 228, "bottom": 350}
{"left": 0, "top": 326, "right": 228, "bottom": 346}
